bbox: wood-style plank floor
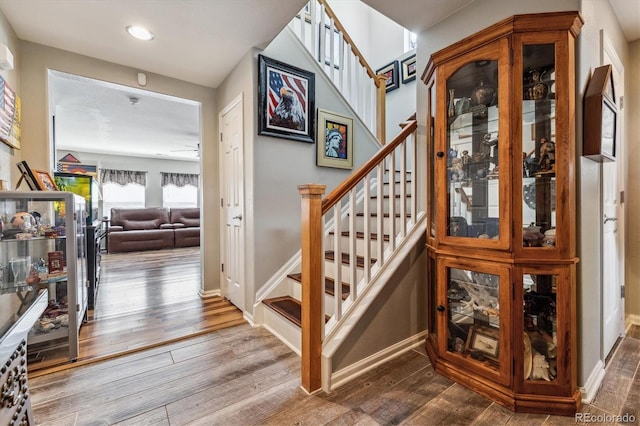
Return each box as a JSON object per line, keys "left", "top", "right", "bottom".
{"left": 30, "top": 323, "right": 640, "bottom": 425}
{"left": 28, "top": 247, "right": 245, "bottom": 374}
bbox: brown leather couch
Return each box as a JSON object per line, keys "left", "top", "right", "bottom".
{"left": 170, "top": 208, "right": 201, "bottom": 248}
{"left": 108, "top": 207, "right": 200, "bottom": 253}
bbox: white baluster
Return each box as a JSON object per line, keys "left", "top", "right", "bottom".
{"left": 332, "top": 204, "right": 342, "bottom": 321}
{"left": 338, "top": 32, "right": 344, "bottom": 92}
{"left": 349, "top": 189, "right": 358, "bottom": 301}
{"left": 388, "top": 151, "right": 396, "bottom": 251}
{"left": 329, "top": 20, "right": 335, "bottom": 81}
{"left": 411, "top": 131, "right": 418, "bottom": 221}
{"left": 376, "top": 163, "right": 384, "bottom": 265}
{"left": 400, "top": 139, "right": 407, "bottom": 237}
{"left": 362, "top": 175, "right": 371, "bottom": 284}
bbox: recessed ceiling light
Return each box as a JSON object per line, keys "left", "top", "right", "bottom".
{"left": 126, "top": 25, "right": 154, "bottom": 41}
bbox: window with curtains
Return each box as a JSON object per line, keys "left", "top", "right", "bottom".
{"left": 100, "top": 169, "right": 147, "bottom": 218}
{"left": 161, "top": 172, "right": 199, "bottom": 208}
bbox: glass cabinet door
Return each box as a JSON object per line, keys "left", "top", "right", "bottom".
{"left": 437, "top": 257, "right": 510, "bottom": 385}
{"left": 520, "top": 43, "right": 557, "bottom": 249}
{"left": 516, "top": 265, "right": 573, "bottom": 394}
{"left": 437, "top": 39, "right": 510, "bottom": 249}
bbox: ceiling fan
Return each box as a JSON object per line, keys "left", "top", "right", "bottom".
{"left": 170, "top": 143, "right": 200, "bottom": 157}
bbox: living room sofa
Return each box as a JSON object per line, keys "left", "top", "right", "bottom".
{"left": 108, "top": 207, "right": 200, "bottom": 253}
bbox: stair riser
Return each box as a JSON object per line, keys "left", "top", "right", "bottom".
{"left": 262, "top": 304, "right": 301, "bottom": 354}
{"left": 328, "top": 234, "right": 388, "bottom": 259}
{"left": 289, "top": 279, "right": 346, "bottom": 317}
{"left": 352, "top": 215, "right": 409, "bottom": 233}
{"left": 381, "top": 181, "right": 412, "bottom": 196}
{"left": 323, "top": 258, "right": 365, "bottom": 283}
{"left": 365, "top": 196, "right": 412, "bottom": 214}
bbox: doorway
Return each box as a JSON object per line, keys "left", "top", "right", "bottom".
{"left": 219, "top": 94, "right": 245, "bottom": 311}
{"left": 34, "top": 70, "right": 210, "bottom": 369}
{"left": 600, "top": 31, "right": 625, "bottom": 360}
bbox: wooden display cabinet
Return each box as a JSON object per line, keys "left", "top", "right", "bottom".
{"left": 423, "top": 12, "right": 583, "bottom": 415}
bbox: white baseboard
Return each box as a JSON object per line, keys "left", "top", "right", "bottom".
{"left": 327, "top": 331, "right": 428, "bottom": 392}
{"left": 626, "top": 314, "right": 640, "bottom": 327}
{"left": 199, "top": 288, "right": 221, "bottom": 298}
{"left": 580, "top": 360, "right": 605, "bottom": 404}
{"left": 243, "top": 311, "right": 256, "bottom": 326}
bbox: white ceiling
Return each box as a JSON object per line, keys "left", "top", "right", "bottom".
{"left": 0, "top": 0, "right": 637, "bottom": 162}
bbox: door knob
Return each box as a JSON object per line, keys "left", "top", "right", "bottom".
{"left": 232, "top": 214, "right": 243, "bottom": 220}
{"left": 604, "top": 215, "right": 618, "bottom": 223}
{"left": 436, "top": 305, "right": 445, "bottom": 312}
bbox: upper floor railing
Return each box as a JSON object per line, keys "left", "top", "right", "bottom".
{"left": 289, "top": 0, "right": 387, "bottom": 143}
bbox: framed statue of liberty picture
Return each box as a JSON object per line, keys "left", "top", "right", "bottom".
{"left": 316, "top": 109, "right": 353, "bottom": 169}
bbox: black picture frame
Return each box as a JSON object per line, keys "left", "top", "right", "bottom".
{"left": 376, "top": 60, "right": 399, "bottom": 93}
{"left": 258, "top": 54, "right": 315, "bottom": 143}
{"left": 400, "top": 54, "right": 417, "bottom": 84}
{"left": 16, "top": 160, "right": 39, "bottom": 190}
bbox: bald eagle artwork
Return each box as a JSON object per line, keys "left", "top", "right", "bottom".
{"left": 258, "top": 55, "right": 315, "bottom": 143}
{"left": 270, "top": 86, "right": 305, "bottom": 131}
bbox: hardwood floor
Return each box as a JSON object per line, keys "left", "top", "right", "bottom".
{"left": 28, "top": 247, "right": 245, "bottom": 374}
{"left": 30, "top": 324, "right": 640, "bottom": 425}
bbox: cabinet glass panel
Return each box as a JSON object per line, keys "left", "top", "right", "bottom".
{"left": 447, "top": 266, "right": 500, "bottom": 370}
{"left": 521, "top": 44, "right": 556, "bottom": 247}
{"left": 0, "top": 192, "right": 86, "bottom": 365}
{"left": 428, "top": 80, "right": 436, "bottom": 239}
{"left": 523, "top": 273, "right": 557, "bottom": 383}
{"left": 446, "top": 60, "right": 499, "bottom": 239}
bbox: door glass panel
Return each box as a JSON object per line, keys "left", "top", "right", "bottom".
{"left": 523, "top": 273, "right": 558, "bottom": 382}
{"left": 446, "top": 60, "right": 499, "bottom": 239}
{"left": 428, "top": 81, "right": 436, "bottom": 238}
{"left": 447, "top": 266, "right": 500, "bottom": 370}
{"left": 522, "top": 44, "right": 556, "bottom": 247}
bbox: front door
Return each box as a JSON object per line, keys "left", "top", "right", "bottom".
{"left": 220, "top": 95, "right": 245, "bottom": 311}
{"left": 601, "top": 32, "right": 625, "bottom": 359}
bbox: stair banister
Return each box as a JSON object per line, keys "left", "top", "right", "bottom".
{"left": 291, "top": 0, "right": 387, "bottom": 143}
{"left": 321, "top": 121, "right": 417, "bottom": 213}
{"left": 298, "top": 183, "right": 326, "bottom": 393}
{"left": 298, "top": 120, "right": 417, "bottom": 393}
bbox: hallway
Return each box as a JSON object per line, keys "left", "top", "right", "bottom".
{"left": 30, "top": 324, "right": 640, "bottom": 424}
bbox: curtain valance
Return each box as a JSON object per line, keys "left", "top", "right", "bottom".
{"left": 100, "top": 169, "right": 147, "bottom": 186}
{"left": 161, "top": 172, "right": 199, "bottom": 188}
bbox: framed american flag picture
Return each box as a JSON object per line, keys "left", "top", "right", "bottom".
{"left": 258, "top": 54, "right": 315, "bottom": 143}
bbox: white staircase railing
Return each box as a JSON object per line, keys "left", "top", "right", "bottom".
{"left": 289, "top": 0, "right": 387, "bottom": 143}
{"left": 298, "top": 119, "right": 418, "bottom": 392}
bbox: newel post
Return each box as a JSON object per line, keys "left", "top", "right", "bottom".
{"left": 376, "top": 73, "right": 387, "bottom": 144}
{"left": 298, "top": 183, "right": 326, "bottom": 393}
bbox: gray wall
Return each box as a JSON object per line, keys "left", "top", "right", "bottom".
{"left": 416, "top": 0, "right": 633, "bottom": 388}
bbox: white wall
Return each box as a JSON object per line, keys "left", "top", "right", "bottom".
{"left": 55, "top": 150, "right": 199, "bottom": 209}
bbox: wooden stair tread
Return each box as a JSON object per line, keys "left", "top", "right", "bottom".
{"left": 369, "top": 194, "right": 412, "bottom": 199}
{"left": 328, "top": 231, "right": 390, "bottom": 241}
{"left": 263, "top": 296, "right": 329, "bottom": 327}
{"left": 288, "top": 273, "right": 350, "bottom": 300}
{"left": 324, "top": 250, "right": 376, "bottom": 267}
{"left": 355, "top": 212, "right": 411, "bottom": 218}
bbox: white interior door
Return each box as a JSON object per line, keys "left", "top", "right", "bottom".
{"left": 601, "top": 32, "right": 625, "bottom": 358}
{"left": 220, "top": 95, "right": 245, "bottom": 311}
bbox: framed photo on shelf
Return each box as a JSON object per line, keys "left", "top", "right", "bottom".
{"left": 400, "top": 54, "right": 417, "bottom": 83}
{"left": 317, "top": 109, "right": 353, "bottom": 169}
{"left": 376, "top": 60, "right": 399, "bottom": 93}
{"left": 258, "top": 54, "right": 315, "bottom": 143}
{"left": 465, "top": 325, "right": 499, "bottom": 361}
{"left": 16, "top": 160, "right": 39, "bottom": 190}
{"left": 33, "top": 170, "right": 58, "bottom": 191}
